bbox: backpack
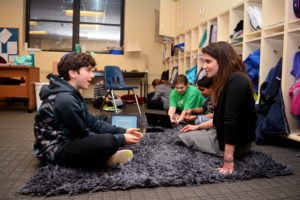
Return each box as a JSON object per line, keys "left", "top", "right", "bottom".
{"left": 120, "top": 94, "right": 144, "bottom": 104}
{"left": 294, "top": 0, "right": 300, "bottom": 18}
{"left": 290, "top": 51, "right": 300, "bottom": 79}
{"left": 185, "top": 65, "right": 197, "bottom": 84}
{"left": 161, "top": 69, "right": 169, "bottom": 81}
{"left": 289, "top": 78, "right": 300, "bottom": 115}
{"left": 289, "top": 51, "right": 300, "bottom": 115}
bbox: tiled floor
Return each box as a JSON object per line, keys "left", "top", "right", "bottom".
{"left": 0, "top": 103, "right": 300, "bottom": 200}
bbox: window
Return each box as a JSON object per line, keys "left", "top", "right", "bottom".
{"left": 26, "top": 0, "right": 124, "bottom": 53}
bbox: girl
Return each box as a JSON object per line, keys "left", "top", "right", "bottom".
{"left": 180, "top": 42, "right": 256, "bottom": 174}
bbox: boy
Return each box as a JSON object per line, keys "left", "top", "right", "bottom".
{"left": 93, "top": 79, "right": 107, "bottom": 109}
{"left": 184, "top": 76, "right": 214, "bottom": 124}
{"left": 34, "top": 53, "right": 143, "bottom": 168}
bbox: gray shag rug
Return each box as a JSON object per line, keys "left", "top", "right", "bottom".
{"left": 19, "top": 126, "right": 293, "bottom": 197}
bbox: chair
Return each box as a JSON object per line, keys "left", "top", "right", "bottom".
{"left": 103, "top": 66, "right": 141, "bottom": 114}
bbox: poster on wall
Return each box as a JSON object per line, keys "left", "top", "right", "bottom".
{"left": 0, "top": 27, "right": 19, "bottom": 63}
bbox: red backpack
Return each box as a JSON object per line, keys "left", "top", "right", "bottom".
{"left": 290, "top": 79, "right": 300, "bottom": 115}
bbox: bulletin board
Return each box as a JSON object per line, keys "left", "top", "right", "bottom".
{"left": 0, "top": 27, "right": 19, "bottom": 63}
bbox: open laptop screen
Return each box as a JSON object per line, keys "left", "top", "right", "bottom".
{"left": 111, "top": 115, "right": 139, "bottom": 129}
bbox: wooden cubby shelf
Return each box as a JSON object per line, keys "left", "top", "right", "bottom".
{"left": 162, "top": 0, "right": 300, "bottom": 142}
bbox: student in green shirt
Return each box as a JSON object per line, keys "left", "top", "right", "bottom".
{"left": 168, "top": 74, "right": 206, "bottom": 124}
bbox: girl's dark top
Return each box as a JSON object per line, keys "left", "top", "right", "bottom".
{"left": 213, "top": 72, "right": 256, "bottom": 151}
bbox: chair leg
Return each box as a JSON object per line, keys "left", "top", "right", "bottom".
{"left": 100, "top": 92, "right": 109, "bottom": 113}
{"left": 110, "top": 90, "right": 118, "bottom": 113}
{"left": 122, "top": 90, "right": 130, "bottom": 112}
{"left": 132, "top": 89, "right": 141, "bottom": 114}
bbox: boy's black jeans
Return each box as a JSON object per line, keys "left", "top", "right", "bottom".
{"left": 56, "top": 134, "right": 119, "bottom": 168}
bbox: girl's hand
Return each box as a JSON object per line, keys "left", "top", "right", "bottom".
{"left": 180, "top": 124, "right": 199, "bottom": 133}
{"left": 218, "top": 160, "right": 234, "bottom": 174}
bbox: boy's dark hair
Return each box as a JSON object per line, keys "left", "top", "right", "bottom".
{"left": 197, "top": 76, "right": 213, "bottom": 88}
{"left": 57, "top": 53, "right": 96, "bottom": 80}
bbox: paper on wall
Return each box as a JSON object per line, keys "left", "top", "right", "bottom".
{"left": 7, "top": 41, "right": 18, "bottom": 54}
{"left": 0, "top": 28, "right": 13, "bottom": 44}
{"left": 8, "top": 55, "right": 18, "bottom": 63}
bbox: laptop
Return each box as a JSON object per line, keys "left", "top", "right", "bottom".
{"left": 110, "top": 113, "right": 165, "bottom": 133}
{"left": 145, "top": 113, "right": 188, "bottom": 131}
{"left": 110, "top": 113, "right": 182, "bottom": 134}
{"left": 110, "top": 114, "right": 140, "bottom": 129}
{"left": 145, "top": 113, "right": 174, "bottom": 129}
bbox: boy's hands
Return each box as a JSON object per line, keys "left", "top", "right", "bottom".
{"left": 185, "top": 109, "right": 192, "bottom": 115}
{"left": 124, "top": 128, "right": 143, "bottom": 144}
{"left": 184, "top": 115, "right": 196, "bottom": 122}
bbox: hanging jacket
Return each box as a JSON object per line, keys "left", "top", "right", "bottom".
{"left": 244, "top": 49, "right": 260, "bottom": 92}
{"left": 255, "top": 58, "right": 290, "bottom": 143}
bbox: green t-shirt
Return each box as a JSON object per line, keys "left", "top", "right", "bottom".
{"left": 169, "top": 85, "right": 206, "bottom": 111}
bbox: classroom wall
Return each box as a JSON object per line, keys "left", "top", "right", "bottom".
{"left": 0, "top": 0, "right": 164, "bottom": 97}
{"left": 183, "top": 0, "right": 243, "bottom": 32}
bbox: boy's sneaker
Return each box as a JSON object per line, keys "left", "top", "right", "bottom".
{"left": 106, "top": 149, "right": 133, "bottom": 166}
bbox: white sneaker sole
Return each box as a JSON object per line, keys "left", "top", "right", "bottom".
{"left": 106, "top": 149, "right": 133, "bottom": 166}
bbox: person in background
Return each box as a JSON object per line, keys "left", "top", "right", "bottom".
{"left": 33, "top": 53, "right": 143, "bottom": 168}
{"left": 147, "top": 79, "right": 172, "bottom": 110}
{"left": 180, "top": 42, "right": 256, "bottom": 174}
{"left": 93, "top": 79, "right": 107, "bottom": 109}
{"left": 184, "top": 76, "right": 214, "bottom": 124}
{"left": 93, "top": 79, "right": 123, "bottom": 112}
{"left": 168, "top": 74, "right": 206, "bottom": 124}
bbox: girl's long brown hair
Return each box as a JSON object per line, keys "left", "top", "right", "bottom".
{"left": 202, "top": 42, "right": 252, "bottom": 105}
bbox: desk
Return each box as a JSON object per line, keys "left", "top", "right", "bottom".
{"left": 0, "top": 65, "right": 40, "bottom": 112}
{"left": 93, "top": 71, "right": 148, "bottom": 97}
